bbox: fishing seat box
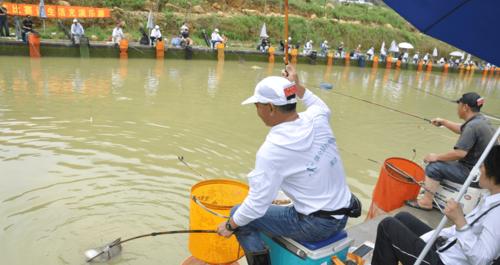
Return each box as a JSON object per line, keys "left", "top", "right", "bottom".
{"left": 261, "top": 230, "right": 353, "bottom": 265}
{"left": 434, "top": 179, "right": 487, "bottom": 214}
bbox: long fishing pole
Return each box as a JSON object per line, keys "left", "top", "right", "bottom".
{"left": 327, "top": 88, "right": 432, "bottom": 123}
{"left": 388, "top": 79, "right": 500, "bottom": 121}
{"left": 86, "top": 230, "right": 217, "bottom": 263}
{"left": 284, "top": 0, "right": 289, "bottom": 65}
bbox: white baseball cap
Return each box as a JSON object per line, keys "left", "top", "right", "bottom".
{"left": 73, "top": 19, "right": 78, "bottom": 23}
{"left": 241, "top": 76, "right": 298, "bottom": 106}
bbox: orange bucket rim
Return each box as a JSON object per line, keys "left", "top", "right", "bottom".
{"left": 191, "top": 179, "right": 248, "bottom": 209}
{"left": 383, "top": 157, "right": 425, "bottom": 184}
{"left": 383, "top": 157, "right": 424, "bottom": 168}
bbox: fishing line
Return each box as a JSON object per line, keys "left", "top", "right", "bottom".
{"left": 325, "top": 87, "right": 432, "bottom": 123}
{"left": 178, "top": 155, "right": 205, "bottom": 178}
{"left": 388, "top": 79, "right": 455, "bottom": 103}
{"left": 337, "top": 146, "right": 380, "bottom": 165}
{"left": 386, "top": 162, "right": 444, "bottom": 213}
{"left": 388, "top": 79, "right": 500, "bottom": 121}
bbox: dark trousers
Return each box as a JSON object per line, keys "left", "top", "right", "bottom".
{"left": 0, "top": 17, "right": 9, "bottom": 37}
{"left": 22, "top": 30, "right": 29, "bottom": 43}
{"left": 372, "top": 212, "right": 444, "bottom": 265}
{"left": 150, "top": 36, "right": 162, "bottom": 46}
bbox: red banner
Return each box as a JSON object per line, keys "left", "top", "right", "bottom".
{"left": 2, "top": 2, "right": 111, "bottom": 18}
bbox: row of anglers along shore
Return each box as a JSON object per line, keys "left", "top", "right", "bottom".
{"left": 1, "top": 11, "right": 498, "bottom": 72}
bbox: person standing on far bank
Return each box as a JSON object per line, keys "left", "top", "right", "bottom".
{"left": 0, "top": 4, "right": 9, "bottom": 37}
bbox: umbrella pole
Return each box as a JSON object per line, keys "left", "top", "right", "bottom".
{"left": 284, "top": 0, "right": 289, "bottom": 65}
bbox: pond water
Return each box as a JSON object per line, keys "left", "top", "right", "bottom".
{"left": 0, "top": 57, "right": 498, "bottom": 265}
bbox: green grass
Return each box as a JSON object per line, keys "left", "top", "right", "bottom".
{"left": 245, "top": 0, "right": 411, "bottom": 30}
{"left": 186, "top": 14, "right": 454, "bottom": 56}
{"left": 28, "top": 0, "right": 456, "bottom": 56}
{"left": 63, "top": 0, "right": 147, "bottom": 9}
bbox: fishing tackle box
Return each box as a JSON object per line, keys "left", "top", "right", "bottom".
{"left": 261, "top": 230, "right": 353, "bottom": 265}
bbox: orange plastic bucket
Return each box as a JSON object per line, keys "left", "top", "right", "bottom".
{"left": 189, "top": 179, "right": 248, "bottom": 264}
{"left": 119, "top": 39, "right": 128, "bottom": 54}
{"left": 268, "top": 47, "right": 275, "bottom": 63}
{"left": 371, "top": 157, "right": 425, "bottom": 212}
{"left": 156, "top": 40, "right": 165, "bottom": 58}
{"left": 386, "top": 55, "right": 392, "bottom": 68}
{"left": 217, "top": 43, "right": 225, "bottom": 61}
{"left": 28, "top": 33, "right": 41, "bottom": 58}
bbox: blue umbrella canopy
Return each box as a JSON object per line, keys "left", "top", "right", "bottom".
{"left": 39, "top": 0, "right": 47, "bottom": 19}
{"left": 383, "top": 0, "right": 499, "bottom": 65}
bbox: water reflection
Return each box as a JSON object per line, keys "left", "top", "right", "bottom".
{"left": 0, "top": 57, "right": 498, "bottom": 265}
{"left": 207, "top": 60, "right": 224, "bottom": 97}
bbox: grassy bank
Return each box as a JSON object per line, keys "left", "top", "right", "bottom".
{"left": 23, "top": 0, "right": 456, "bottom": 56}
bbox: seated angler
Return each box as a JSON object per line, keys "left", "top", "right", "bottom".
{"left": 406, "top": 92, "right": 495, "bottom": 210}
{"left": 70, "top": 19, "right": 85, "bottom": 45}
{"left": 150, "top": 25, "right": 162, "bottom": 46}
{"left": 217, "top": 64, "right": 360, "bottom": 265}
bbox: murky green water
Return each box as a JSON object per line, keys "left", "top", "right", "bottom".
{"left": 0, "top": 57, "right": 498, "bottom": 265}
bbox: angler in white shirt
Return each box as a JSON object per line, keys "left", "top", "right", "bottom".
{"left": 70, "top": 19, "right": 84, "bottom": 44}
{"left": 413, "top": 52, "right": 420, "bottom": 64}
{"left": 372, "top": 145, "right": 500, "bottom": 265}
{"left": 111, "top": 24, "right": 124, "bottom": 44}
{"left": 217, "top": 64, "right": 356, "bottom": 265}
{"left": 210, "top": 28, "right": 223, "bottom": 49}
{"left": 303, "top": 40, "right": 313, "bottom": 55}
{"left": 150, "top": 25, "right": 162, "bottom": 46}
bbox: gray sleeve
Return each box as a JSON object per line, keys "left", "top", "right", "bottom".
{"left": 454, "top": 125, "right": 476, "bottom": 151}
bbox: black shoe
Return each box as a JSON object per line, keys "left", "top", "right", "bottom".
{"left": 245, "top": 249, "right": 271, "bottom": 265}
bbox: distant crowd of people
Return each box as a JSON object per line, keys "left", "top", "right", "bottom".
{"left": 0, "top": 10, "right": 496, "bottom": 69}
{"left": 254, "top": 36, "right": 496, "bottom": 70}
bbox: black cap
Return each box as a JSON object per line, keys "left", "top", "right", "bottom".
{"left": 456, "top": 92, "right": 484, "bottom": 110}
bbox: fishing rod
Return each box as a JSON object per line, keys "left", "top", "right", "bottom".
{"left": 85, "top": 230, "right": 217, "bottom": 263}
{"left": 177, "top": 156, "right": 230, "bottom": 218}
{"left": 178, "top": 155, "right": 204, "bottom": 178}
{"left": 388, "top": 79, "right": 500, "bottom": 121}
{"left": 325, "top": 87, "right": 432, "bottom": 123}
{"left": 284, "top": 0, "right": 289, "bottom": 65}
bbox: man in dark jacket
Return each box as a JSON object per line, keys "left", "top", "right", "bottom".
{"left": 0, "top": 4, "right": 9, "bottom": 37}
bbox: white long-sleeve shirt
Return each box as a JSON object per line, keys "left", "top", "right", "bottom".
{"left": 150, "top": 28, "right": 161, "bottom": 38}
{"left": 211, "top": 32, "right": 223, "bottom": 42}
{"left": 112, "top": 27, "right": 124, "bottom": 38}
{"left": 71, "top": 23, "right": 84, "bottom": 36}
{"left": 232, "top": 89, "right": 352, "bottom": 226}
{"left": 421, "top": 193, "right": 500, "bottom": 265}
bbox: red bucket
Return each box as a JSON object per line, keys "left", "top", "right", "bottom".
{"left": 368, "top": 157, "right": 425, "bottom": 217}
